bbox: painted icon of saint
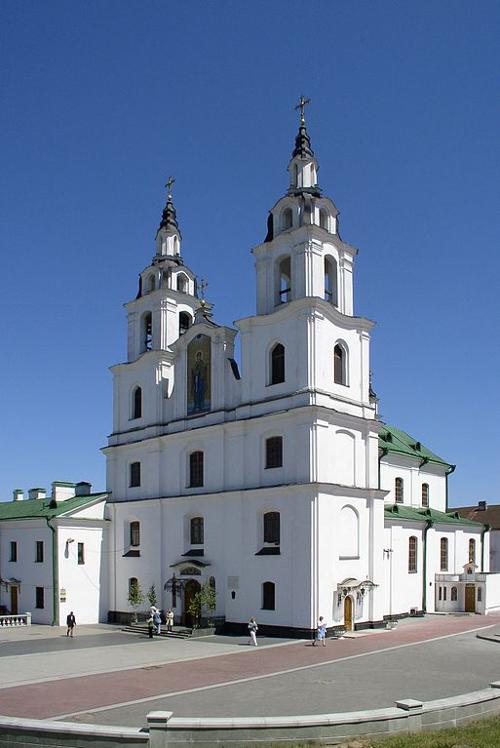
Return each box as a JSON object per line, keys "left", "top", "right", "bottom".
{"left": 192, "top": 350, "right": 207, "bottom": 411}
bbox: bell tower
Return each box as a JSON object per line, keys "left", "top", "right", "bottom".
{"left": 109, "top": 180, "right": 204, "bottom": 440}
{"left": 125, "top": 179, "right": 202, "bottom": 362}
{"left": 253, "top": 99, "right": 355, "bottom": 317}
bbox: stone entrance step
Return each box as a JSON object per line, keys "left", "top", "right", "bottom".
{"left": 122, "top": 624, "right": 192, "bottom": 639}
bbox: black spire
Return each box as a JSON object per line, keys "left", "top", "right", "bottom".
{"left": 292, "top": 95, "right": 314, "bottom": 159}
{"left": 157, "top": 176, "right": 182, "bottom": 238}
{"left": 292, "top": 123, "right": 315, "bottom": 159}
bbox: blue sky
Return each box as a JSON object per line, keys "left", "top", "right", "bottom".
{"left": 1, "top": 0, "right": 498, "bottom": 505}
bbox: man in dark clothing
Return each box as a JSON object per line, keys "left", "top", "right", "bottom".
{"left": 66, "top": 611, "right": 76, "bottom": 637}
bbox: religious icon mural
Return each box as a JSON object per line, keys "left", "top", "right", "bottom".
{"left": 187, "top": 334, "right": 211, "bottom": 415}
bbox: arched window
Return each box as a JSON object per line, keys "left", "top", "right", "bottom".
{"left": 177, "top": 274, "right": 188, "bottom": 293}
{"left": 179, "top": 312, "right": 191, "bottom": 336}
{"left": 132, "top": 386, "right": 142, "bottom": 419}
{"left": 440, "top": 537, "right": 448, "bottom": 571}
{"left": 408, "top": 536, "right": 417, "bottom": 572}
{"left": 263, "top": 512, "right": 280, "bottom": 544}
{"left": 319, "top": 208, "right": 328, "bottom": 230}
{"left": 129, "top": 462, "right": 141, "bottom": 488}
{"left": 262, "top": 581, "right": 275, "bottom": 610}
{"left": 422, "top": 483, "right": 429, "bottom": 507}
{"left": 277, "top": 257, "right": 291, "bottom": 303}
{"left": 324, "top": 257, "right": 338, "bottom": 305}
{"left": 469, "top": 538, "right": 476, "bottom": 564}
{"left": 334, "top": 344, "right": 347, "bottom": 385}
{"left": 147, "top": 275, "right": 156, "bottom": 293}
{"left": 189, "top": 451, "right": 204, "bottom": 488}
{"left": 190, "top": 516, "right": 204, "bottom": 545}
{"left": 451, "top": 586, "right": 458, "bottom": 601}
{"left": 142, "top": 312, "right": 152, "bottom": 352}
{"left": 281, "top": 208, "right": 293, "bottom": 230}
{"left": 128, "top": 577, "right": 138, "bottom": 596}
{"left": 270, "top": 343, "right": 285, "bottom": 385}
{"left": 395, "top": 477, "right": 404, "bottom": 503}
{"left": 129, "top": 521, "right": 140, "bottom": 547}
{"left": 265, "top": 436, "right": 283, "bottom": 469}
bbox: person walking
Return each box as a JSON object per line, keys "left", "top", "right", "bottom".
{"left": 154, "top": 609, "right": 162, "bottom": 635}
{"left": 66, "top": 611, "right": 76, "bottom": 638}
{"left": 147, "top": 616, "right": 155, "bottom": 639}
{"left": 313, "top": 616, "right": 327, "bottom": 647}
{"left": 166, "top": 609, "right": 174, "bottom": 632}
{"left": 248, "top": 617, "right": 258, "bottom": 646}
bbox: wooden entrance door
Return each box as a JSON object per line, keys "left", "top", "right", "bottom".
{"left": 344, "top": 595, "right": 353, "bottom": 630}
{"left": 465, "top": 584, "right": 476, "bottom": 613}
{"left": 10, "top": 586, "right": 18, "bottom": 615}
{"left": 183, "top": 579, "right": 201, "bottom": 627}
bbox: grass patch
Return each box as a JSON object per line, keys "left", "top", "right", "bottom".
{"left": 280, "top": 714, "right": 500, "bottom": 747}
{"left": 367, "top": 714, "right": 500, "bottom": 747}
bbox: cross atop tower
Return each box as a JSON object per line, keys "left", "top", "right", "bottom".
{"left": 165, "top": 176, "right": 175, "bottom": 199}
{"left": 294, "top": 95, "right": 311, "bottom": 125}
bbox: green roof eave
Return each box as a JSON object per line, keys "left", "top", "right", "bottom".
{"left": 379, "top": 424, "right": 453, "bottom": 468}
{"left": 0, "top": 493, "right": 109, "bottom": 522}
{"left": 384, "top": 504, "right": 484, "bottom": 528}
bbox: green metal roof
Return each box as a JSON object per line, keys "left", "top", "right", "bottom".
{"left": 0, "top": 493, "right": 108, "bottom": 522}
{"left": 384, "top": 503, "right": 484, "bottom": 527}
{"left": 379, "top": 424, "right": 453, "bottom": 469}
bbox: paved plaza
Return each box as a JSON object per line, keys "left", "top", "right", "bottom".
{"left": 1, "top": 615, "right": 500, "bottom": 728}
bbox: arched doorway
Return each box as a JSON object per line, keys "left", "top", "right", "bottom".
{"left": 344, "top": 595, "right": 353, "bottom": 631}
{"left": 10, "top": 586, "right": 18, "bottom": 615}
{"left": 183, "top": 579, "right": 201, "bottom": 627}
{"left": 465, "top": 584, "right": 476, "bottom": 613}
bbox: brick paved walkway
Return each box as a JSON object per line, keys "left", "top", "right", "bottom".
{"left": 0, "top": 614, "right": 498, "bottom": 721}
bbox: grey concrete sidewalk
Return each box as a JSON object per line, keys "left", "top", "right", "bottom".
{"left": 0, "top": 626, "right": 297, "bottom": 688}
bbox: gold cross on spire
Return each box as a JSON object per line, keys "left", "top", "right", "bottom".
{"left": 165, "top": 175, "right": 175, "bottom": 199}
{"left": 294, "top": 95, "right": 311, "bottom": 125}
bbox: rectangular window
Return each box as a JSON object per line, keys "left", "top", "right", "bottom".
{"left": 478, "top": 587, "right": 482, "bottom": 602}
{"left": 438, "top": 586, "right": 442, "bottom": 601}
{"left": 130, "top": 461, "right": 141, "bottom": 487}
{"left": 408, "top": 537, "right": 417, "bottom": 573}
{"left": 9, "top": 541, "right": 17, "bottom": 562}
{"left": 130, "top": 521, "right": 140, "bottom": 547}
{"left": 35, "top": 587, "right": 44, "bottom": 609}
{"left": 77, "top": 542, "right": 85, "bottom": 565}
{"left": 262, "top": 581, "right": 276, "bottom": 610}
{"left": 443, "top": 586, "right": 447, "bottom": 601}
{"left": 440, "top": 538, "right": 448, "bottom": 571}
{"left": 189, "top": 451, "right": 204, "bottom": 488}
{"left": 265, "top": 437, "right": 283, "bottom": 469}
{"left": 35, "top": 541, "right": 44, "bottom": 563}
{"left": 190, "top": 517, "right": 204, "bottom": 545}
{"left": 263, "top": 512, "right": 280, "bottom": 544}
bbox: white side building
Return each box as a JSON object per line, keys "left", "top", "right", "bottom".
{"left": 0, "top": 482, "right": 108, "bottom": 625}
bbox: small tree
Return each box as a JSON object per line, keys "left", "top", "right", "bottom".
{"left": 187, "top": 580, "right": 216, "bottom": 629}
{"left": 128, "top": 580, "right": 144, "bottom": 623}
{"left": 146, "top": 584, "right": 158, "bottom": 609}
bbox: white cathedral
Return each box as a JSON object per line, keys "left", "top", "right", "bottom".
{"left": 1, "top": 108, "right": 498, "bottom": 633}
